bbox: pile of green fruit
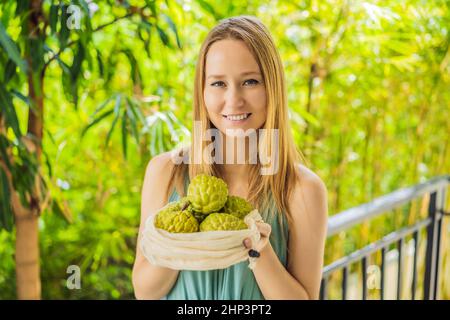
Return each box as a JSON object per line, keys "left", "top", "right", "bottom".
{"left": 154, "top": 174, "right": 254, "bottom": 233}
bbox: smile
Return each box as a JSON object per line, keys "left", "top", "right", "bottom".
{"left": 222, "top": 113, "right": 252, "bottom": 121}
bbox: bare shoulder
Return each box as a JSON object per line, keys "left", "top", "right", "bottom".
{"left": 295, "top": 164, "right": 327, "bottom": 199}
{"left": 288, "top": 164, "right": 328, "bottom": 226}
{"left": 296, "top": 164, "right": 327, "bottom": 190}
{"left": 139, "top": 151, "right": 176, "bottom": 226}
{"left": 142, "top": 151, "right": 177, "bottom": 202}
{"left": 144, "top": 151, "right": 175, "bottom": 179}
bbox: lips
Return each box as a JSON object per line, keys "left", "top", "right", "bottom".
{"left": 222, "top": 113, "right": 252, "bottom": 121}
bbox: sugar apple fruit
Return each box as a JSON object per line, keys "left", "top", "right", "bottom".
{"left": 199, "top": 213, "right": 248, "bottom": 231}
{"left": 165, "top": 196, "right": 210, "bottom": 224}
{"left": 223, "top": 196, "right": 253, "bottom": 219}
{"left": 187, "top": 174, "right": 228, "bottom": 214}
{"left": 154, "top": 200, "right": 199, "bottom": 233}
{"left": 163, "top": 196, "right": 190, "bottom": 212}
{"left": 191, "top": 209, "right": 208, "bottom": 224}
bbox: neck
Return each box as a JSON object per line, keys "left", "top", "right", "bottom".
{"left": 218, "top": 163, "right": 250, "bottom": 179}
{"left": 214, "top": 134, "right": 255, "bottom": 190}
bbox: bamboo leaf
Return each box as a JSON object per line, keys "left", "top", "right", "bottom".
{"left": 0, "top": 166, "right": 14, "bottom": 231}
{"left": 70, "top": 42, "right": 86, "bottom": 107}
{"left": 0, "top": 21, "right": 28, "bottom": 74}
{"left": 92, "top": 95, "right": 115, "bottom": 118}
{"left": 162, "top": 14, "right": 182, "bottom": 49}
{"left": 41, "top": 137, "right": 53, "bottom": 178}
{"left": 139, "top": 20, "right": 153, "bottom": 58}
{"left": 96, "top": 49, "right": 104, "bottom": 77}
{"left": 0, "top": 135, "right": 12, "bottom": 169}
{"left": 145, "top": 0, "right": 158, "bottom": 17}
{"left": 71, "top": 42, "right": 85, "bottom": 78}
{"left": 292, "top": 108, "right": 320, "bottom": 127}
{"left": 81, "top": 109, "right": 114, "bottom": 137}
{"left": 121, "top": 109, "right": 128, "bottom": 159}
{"left": 49, "top": 4, "right": 59, "bottom": 34}
{"left": 59, "top": 4, "right": 70, "bottom": 49}
{"left": 150, "top": 120, "right": 158, "bottom": 156}
{"left": 51, "top": 199, "right": 72, "bottom": 224}
{"left": 125, "top": 97, "right": 146, "bottom": 124}
{"left": 10, "top": 89, "right": 32, "bottom": 108}
{"left": 196, "top": 0, "right": 220, "bottom": 19}
{"left": 15, "top": 0, "right": 29, "bottom": 15}
{"left": 105, "top": 95, "right": 122, "bottom": 147}
{"left": 121, "top": 49, "right": 141, "bottom": 86}
{"left": 157, "top": 121, "right": 164, "bottom": 152}
{"left": 0, "top": 83, "right": 22, "bottom": 138}
{"left": 154, "top": 111, "right": 177, "bottom": 141}
{"left": 156, "top": 25, "right": 170, "bottom": 47}
{"left": 126, "top": 106, "right": 140, "bottom": 144}
{"left": 4, "top": 59, "right": 16, "bottom": 83}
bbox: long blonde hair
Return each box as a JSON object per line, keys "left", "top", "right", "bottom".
{"left": 167, "top": 15, "right": 305, "bottom": 230}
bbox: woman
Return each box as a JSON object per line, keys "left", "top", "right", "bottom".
{"left": 132, "top": 15, "right": 328, "bottom": 300}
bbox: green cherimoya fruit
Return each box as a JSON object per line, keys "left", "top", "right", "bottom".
{"left": 173, "top": 197, "right": 191, "bottom": 210}
{"left": 191, "top": 210, "right": 208, "bottom": 223}
{"left": 155, "top": 210, "right": 198, "bottom": 233}
{"left": 199, "top": 213, "right": 248, "bottom": 232}
{"left": 223, "top": 196, "right": 253, "bottom": 219}
{"left": 187, "top": 174, "right": 228, "bottom": 214}
{"left": 171, "top": 197, "right": 207, "bottom": 224}
{"left": 154, "top": 202, "right": 199, "bottom": 233}
{"left": 159, "top": 197, "right": 190, "bottom": 214}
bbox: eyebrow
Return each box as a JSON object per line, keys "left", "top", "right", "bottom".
{"left": 206, "top": 71, "right": 261, "bottom": 79}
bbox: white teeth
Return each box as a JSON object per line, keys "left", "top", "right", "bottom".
{"left": 226, "top": 113, "right": 249, "bottom": 121}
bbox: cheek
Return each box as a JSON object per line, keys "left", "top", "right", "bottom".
{"left": 203, "top": 88, "right": 223, "bottom": 114}
{"left": 248, "top": 88, "right": 267, "bottom": 117}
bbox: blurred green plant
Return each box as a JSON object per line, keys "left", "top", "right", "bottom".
{"left": 0, "top": 0, "right": 186, "bottom": 299}
{"left": 0, "top": 0, "right": 449, "bottom": 299}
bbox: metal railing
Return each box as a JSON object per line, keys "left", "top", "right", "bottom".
{"left": 320, "top": 175, "right": 450, "bottom": 300}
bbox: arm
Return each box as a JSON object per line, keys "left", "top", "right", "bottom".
{"left": 244, "top": 165, "right": 328, "bottom": 299}
{"left": 132, "top": 152, "right": 180, "bottom": 300}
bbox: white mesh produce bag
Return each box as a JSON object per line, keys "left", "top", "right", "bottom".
{"left": 140, "top": 206, "right": 264, "bottom": 271}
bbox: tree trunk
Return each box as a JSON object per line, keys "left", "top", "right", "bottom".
{"left": 14, "top": 66, "right": 44, "bottom": 299}
{"left": 15, "top": 212, "right": 41, "bottom": 299}
{"left": 13, "top": 0, "right": 45, "bottom": 299}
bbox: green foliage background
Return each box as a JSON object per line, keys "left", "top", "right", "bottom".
{"left": 0, "top": 0, "right": 449, "bottom": 299}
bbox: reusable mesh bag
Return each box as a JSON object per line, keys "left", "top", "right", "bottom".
{"left": 140, "top": 206, "right": 264, "bottom": 271}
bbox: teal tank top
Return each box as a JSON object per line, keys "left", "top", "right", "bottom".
{"left": 162, "top": 175, "right": 289, "bottom": 300}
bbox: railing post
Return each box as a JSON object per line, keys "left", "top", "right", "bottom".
{"left": 424, "top": 191, "right": 438, "bottom": 300}
{"left": 380, "top": 247, "right": 386, "bottom": 300}
{"left": 411, "top": 231, "right": 419, "bottom": 300}
{"left": 433, "top": 187, "right": 446, "bottom": 300}
{"left": 320, "top": 277, "right": 328, "bottom": 300}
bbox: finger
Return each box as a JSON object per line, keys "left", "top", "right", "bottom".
{"left": 256, "top": 222, "right": 271, "bottom": 237}
{"left": 243, "top": 238, "right": 252, "bottom": 249}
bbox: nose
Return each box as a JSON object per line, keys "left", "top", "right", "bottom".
{"left": 224, "top": 86, "right": 245, "bottom": 110}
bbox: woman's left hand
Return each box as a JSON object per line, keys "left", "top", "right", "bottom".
{"left": 243, "top": 221, "right": 272, "bottom": 253}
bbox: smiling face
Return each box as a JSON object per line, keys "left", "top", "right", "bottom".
{"left": 203, "top": 39, "right": 267, "bottom": 135}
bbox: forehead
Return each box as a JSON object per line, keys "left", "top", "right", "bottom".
{"left": 204, "top": 39, "right": 260, "bottom": 75}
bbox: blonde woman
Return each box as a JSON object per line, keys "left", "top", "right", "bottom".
{"left": 132, "top": 15, "right": 328, "bottom": 300}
